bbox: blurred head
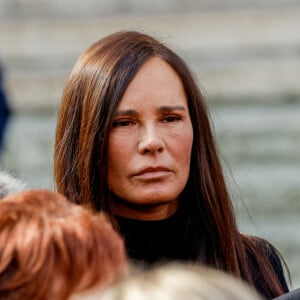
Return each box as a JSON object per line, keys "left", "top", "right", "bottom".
{"left": 0, "top": 189, "right": 127, "bottom": 300}
{"left": 98, "top": 263, "right": 265, "bottom": 300}
{"left": 54, "top": 30, "right": 219, "bottom": 219}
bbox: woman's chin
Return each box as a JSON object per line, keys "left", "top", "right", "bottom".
{"left": 112, "top": 192, "right": 179, "bottom": 220}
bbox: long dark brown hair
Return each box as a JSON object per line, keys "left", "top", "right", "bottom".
{"left": 54, "top": 30, "right": 288, "bottom": 298}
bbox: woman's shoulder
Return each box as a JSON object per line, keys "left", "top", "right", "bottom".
{"left": 243, "top": 235, "right": 290, "bottom": 294}
{"left": 247, "top": 236, "right": 285, "bottom": 270}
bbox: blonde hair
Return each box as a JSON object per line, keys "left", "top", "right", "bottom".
{"left": 0, "top": 189, "right": 127, "bottom": 300}
{"left": 99, "top": 263, "right": 265, "bottom": 300}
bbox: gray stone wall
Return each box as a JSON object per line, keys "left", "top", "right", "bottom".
{"left": 0, "top": 0, "right": 299, "bottom": 111}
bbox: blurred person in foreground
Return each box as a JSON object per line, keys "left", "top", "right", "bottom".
{"left": 0, "top": 63, "right": 11, "bottom": 155}
{"left": 0, "top": 189, "right": 127, "bottom": 300}
{"left": 54, "top": 30, "right": 289, "bottom": 299}
{"left": 98, "top": 262, "right": 266, "bottom": 300}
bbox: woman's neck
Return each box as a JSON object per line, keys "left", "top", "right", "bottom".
{"left": 112, "top": 198, "right": 179, "bottom": 221}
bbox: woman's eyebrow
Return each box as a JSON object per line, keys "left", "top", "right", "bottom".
{"left": 113, "top": 110, "right": 137, "bottom": 117}
{"left": 157, "top": 105, "right": 186, "bottom": 112}
{"left": 114, "top": 106, "right": 186, "bottom": 117}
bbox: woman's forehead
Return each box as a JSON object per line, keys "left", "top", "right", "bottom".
{"left": 116, "top": 57, "right": 187, "bottom": 109}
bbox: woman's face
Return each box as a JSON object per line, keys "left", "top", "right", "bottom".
{"left": 107, "top": 57, "right": 193, "bottom": 220}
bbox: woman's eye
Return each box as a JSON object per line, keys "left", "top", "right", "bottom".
{"left": 162, "top": 115, "right": 181, "bottom": 123}
{"left": 112, "top": 120, "right": 133, "bottom": 127}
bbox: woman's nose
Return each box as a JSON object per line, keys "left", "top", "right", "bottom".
{"left": 137, "top": 125, "right": 164, "bottom": 155}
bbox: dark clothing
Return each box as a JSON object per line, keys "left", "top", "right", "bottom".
{"left": 117, "top": 209, "right": 193, "bottom": 264}
{"left": 274, "top": 288, "right": 300, "bottom": 300}
{"left": 117, "top": 210, "right": 289, "bottom": 299}
{"left": 0, "top": 68, "right": 11, "bottom": 152}
{"left": 251, "top": 238, "right": 290, "bottom": 298}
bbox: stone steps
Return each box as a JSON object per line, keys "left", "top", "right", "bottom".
{"left": 0, "top": 6, "right": 300, "bottom": 111}
{"left": 1, "top": 0, "right": 300, "bottom": 19}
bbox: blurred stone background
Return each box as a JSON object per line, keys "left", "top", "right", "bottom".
{"left": 0, "top": 0, "right": 299, "bottom": 288}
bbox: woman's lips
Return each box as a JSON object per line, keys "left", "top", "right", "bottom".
{"left": 133, "top": 167, "right": 172, "bottom": 180}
